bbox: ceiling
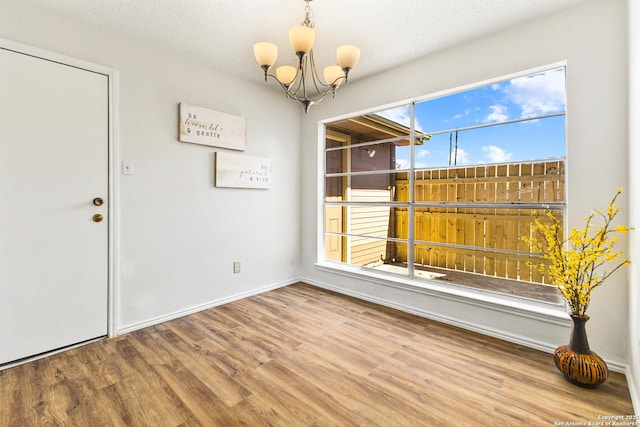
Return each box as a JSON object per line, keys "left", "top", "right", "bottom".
{"left": 24, "top": 0, "right": 586, "bottom": 86}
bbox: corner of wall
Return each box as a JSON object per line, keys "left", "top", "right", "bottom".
{"left": 628, "top": 364, "right": 640, "bottom": 415}
{"left": 628, "top": 0, "right": 640, "bottom": 415}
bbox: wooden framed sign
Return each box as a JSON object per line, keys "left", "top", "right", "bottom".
{"left": 215, "top": 151, "right": 272, "bottom": 189}
{"left": 179, "top": 102, "right": 246, "bottom": 151}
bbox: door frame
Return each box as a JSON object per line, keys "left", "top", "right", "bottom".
{"left": 0, "top": 37, "right": 119, "bottom": 339}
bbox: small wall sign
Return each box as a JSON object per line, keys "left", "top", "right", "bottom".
{"left": 215, "top": 152, "right": 272, "bottom": 189}
{"left": 179, "top": 102, "right": 246, "bottom": 151}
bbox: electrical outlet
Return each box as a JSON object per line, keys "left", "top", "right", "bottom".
{"left": 233, "top": 261, "right": 240, "bottom": 274}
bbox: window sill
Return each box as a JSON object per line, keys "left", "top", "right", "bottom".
{"left": 313, "top": 261, "right": 570, "bottom": 326}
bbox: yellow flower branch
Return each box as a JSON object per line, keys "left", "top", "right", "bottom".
{"left": 523, "top": 189, "right": 631, "bottom": 316}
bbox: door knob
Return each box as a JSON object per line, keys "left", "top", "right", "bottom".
{"left": 93, "top": 197, "right": 104, "bottom": 206}
{"left": 92, "top": 214, "right": 104, "bottom": 223}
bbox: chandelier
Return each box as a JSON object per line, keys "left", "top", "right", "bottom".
{"left": 253, "top": 0, "right": 361, "bottom": 113}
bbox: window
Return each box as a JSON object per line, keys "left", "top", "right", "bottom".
{"left": 322, "top": 67, "right": 566, "bottom": 303}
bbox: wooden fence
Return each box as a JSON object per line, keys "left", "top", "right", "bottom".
{"left": 392, "top": 160, "right": 565, "bottom": 283}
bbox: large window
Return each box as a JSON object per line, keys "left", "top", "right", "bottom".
{"left": 322, "top": 67, "right": 566, "bottom": 303}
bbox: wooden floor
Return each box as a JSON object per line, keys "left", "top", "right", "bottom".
{"left": 0, "top": 283, "right": 634, "bottom": 426}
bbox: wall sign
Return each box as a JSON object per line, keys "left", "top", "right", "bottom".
{"left": 215, "top": 151, "right": 272, "bottom": 189}
{"left": 179, "top": 102, "right": 246, "bottom": 151}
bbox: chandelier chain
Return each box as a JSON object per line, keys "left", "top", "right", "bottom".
{"left": 301, "top": 0, "right": 314, "bottom": 28}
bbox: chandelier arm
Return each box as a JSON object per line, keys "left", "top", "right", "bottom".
{"left": 260, "top": 65, "right": 270, "bottom": 82}
{"left": 330, "top": 75, "right": 347, "bottom": 87}
{"left": 265, "top": 72, "right": 333, "bottom": 100}
{"left": 342, "top": 67, "right": 352, "bottom": 83}
{"left": 285, "top": 56, "right": 306, "bottom": 98}
{"left": 264, "top": 73, "right": 301, "bottom": 99}
{"left": 307, "top": 51, "right": 331, "bottom": 92}
{"left": 261, "top": 72, "right": 324, "bottom": 101}
{"left": 306, "top": 89, "right": 332, "bottom": 103}
{"left": 288, "top": 71, "right": 304, "bottom": 98}
{"left": 297, "top": 55, "right": 335, "bottom": 103}
{"left": 300, "top": 55, "right": 309, "bottom": 101}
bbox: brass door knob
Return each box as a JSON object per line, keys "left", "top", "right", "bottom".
{"left": 93, "top": 197, "right": 104, "bottom": 206}
{"left": 92, "top": 214, "right": 104, "bottom": 223}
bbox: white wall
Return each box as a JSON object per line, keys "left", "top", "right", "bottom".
{"left": 627, "top": 0, "right": 640, "bottom": 413}
{"left": 0, "top": 0, "right": 302, "bottom": 331}
{"left": 302, "top": 0, "right": 631, "bottom": 369}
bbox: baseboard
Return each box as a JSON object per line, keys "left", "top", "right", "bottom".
{"left": 302, "top": 278, "right": 628, "bottom": 374}
{"left": 304, "top": 278, "right": 558, "bottom": 352}
{"left": 116, "top": 278, "right": 299, "bottom": 335}
{"left": 0, "top": 337, "right": 104, "bottom": 372}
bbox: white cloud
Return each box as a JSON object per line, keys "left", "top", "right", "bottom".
{"left": 449, "top": 147, "right": 470, "bottom": 165}
{"left": 416, "top": 149, "right": 430, "bottom": 159}
{"left": 482, "top": 145, "right": 513, "bottom": 163}
{"left": 483, "top": 105, "right": 509, "bottom": 123}
{"left": 504, "top": 69, "right": 566, "bottom": 118}
{"left": 377, "top": 106, "right": 423, "bottom": 131}
{"left": 453, "top": 108, "right": 472, "bottom": 120}
{"left": 396, "top": 159, "right": 409, "bottom": 170}
{"left": 378, "top": 106, "right": 410, "bottom": 125}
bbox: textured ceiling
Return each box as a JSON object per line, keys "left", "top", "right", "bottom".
{"left": 24, "top": 0, "right": 586, "bottom": 85}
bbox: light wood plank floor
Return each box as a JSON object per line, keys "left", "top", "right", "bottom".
{"left": 0, "top": 283, "right": 634, "bottom": 426}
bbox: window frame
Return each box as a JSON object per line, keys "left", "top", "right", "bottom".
{"left": 316, "top": 63, "right": 568, "bottom": 308}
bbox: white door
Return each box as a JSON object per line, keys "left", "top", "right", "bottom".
{"left": 0, "top": 47, "right": 109, "bottom": 364}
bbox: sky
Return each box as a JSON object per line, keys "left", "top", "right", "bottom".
{"left": 378, "top": 67, "right": 566, "bottom": 169}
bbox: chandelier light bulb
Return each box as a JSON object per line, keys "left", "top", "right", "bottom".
{"left": 253, "top": 42, "right": 278, "bottom": 68}
{"left": 276, "top": 65, "right": 298, "bottom": 86}
{"left": 337, "top": 45, "right": 361, "bottom": 70}
{"left": 289, "top": 25, "right": 315, "bottom": 55}
{"left": 323, "top": 65, "right": 345, "bottom": 87}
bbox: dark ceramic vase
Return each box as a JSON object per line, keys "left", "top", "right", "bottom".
{"left": 554, "top": 314, "right": 608, "bottom": 388}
